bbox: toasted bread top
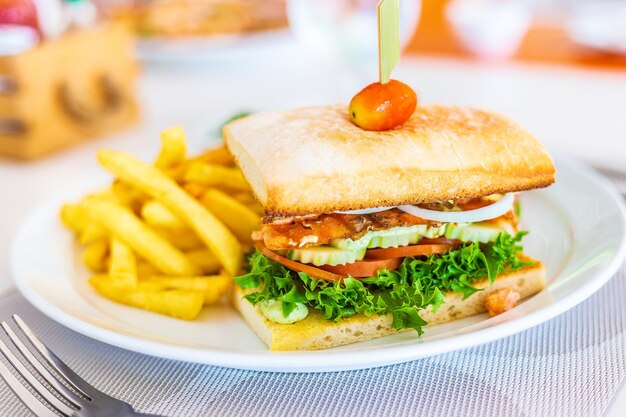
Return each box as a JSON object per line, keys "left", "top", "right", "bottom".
{"left": 224, "top": 105, "right": 555, "bottom": 216}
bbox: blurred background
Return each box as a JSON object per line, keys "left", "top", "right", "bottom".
{"left": 0, "top": 0, "right": 624, "bottom": 174}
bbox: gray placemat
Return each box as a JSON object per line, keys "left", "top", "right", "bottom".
{"left": 0, "top": 264, "right": 625, "bottom": 417}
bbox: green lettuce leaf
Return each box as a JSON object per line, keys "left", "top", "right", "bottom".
{"left": 233, "top": 232, "right": 532, "bottom": 334}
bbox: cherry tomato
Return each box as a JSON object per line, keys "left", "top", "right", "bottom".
{"left": 349, "top": 80, "right": 417, "bottom": 131}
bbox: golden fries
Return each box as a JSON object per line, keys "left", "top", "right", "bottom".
{"left": 137, "top": 261, "right": 160, "bottom": 279}
{"left": 89, "top": 275, "right": 205, "bottom": 320}
{"left": 153, "top": 227, "right": 205, "bottom": 251}
{"left": 109, "top": 238, "right": 138, "bottom": 289}
{"left": 62, "top": 126, "right": 257, "bottom": 320}
{"left": 60, "top": 203, "right": 105, "bottom": 244}
{"left": 81, "top": 198, "right": 200, "bottom": 276}
{"left": 155, "top": 126, "right": 186, "bottom": 169}
{"left": 184, "top": 162, "right": 249, "bottom": 191}
{"left": 182, "top": 183, "right": 206, "bottom": 199}
{"left": 199, "top": 189, "right": 260, "bottom": 244}
{"left": 82, "top": 238, "right": 109, "bottom": 272}
{"left": 186, "top": 249, "right": 221, "bottom": 275}
{"left": 141, "top": 200, "right": 186, "bottom": 230}
{"left": 139, "top": 275, "right": 231, "bottom": 304}
{"left": 97, "top": 150, "right": 242, "bottom": 275}
{"left": 193, "top": 145, "right": 234, "bottom": 166}
{"left": 111, "top": 180, "right": 146, "bottom": 213}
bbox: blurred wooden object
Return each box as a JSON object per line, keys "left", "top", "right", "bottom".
{"left": 409, "top": 0, "right": 626, "bottom": 70}
{"left": 0, "top": 24, "right": 139, "bottom": 160}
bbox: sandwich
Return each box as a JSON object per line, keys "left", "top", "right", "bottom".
{"left": 223, "top": 104, "right": 555, "bottom": 350}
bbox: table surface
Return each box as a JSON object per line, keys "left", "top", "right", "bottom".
{"left": 0, "top": 51, "right": 625, "bottom": 415}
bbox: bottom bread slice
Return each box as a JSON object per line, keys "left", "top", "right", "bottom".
{"left": 232, "top": 259, "right": 546, "bottom": 351}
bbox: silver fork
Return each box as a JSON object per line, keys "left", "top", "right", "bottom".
{"left": 0, "top": 314, "right": 163, "bottom": 417}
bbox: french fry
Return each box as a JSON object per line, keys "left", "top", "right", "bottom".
{"left": 89, "top": 275, "right": 205, "bottom": 320}
{"left": 155, "top": 126, "right": 187, "bottom": 169}
{"left": 231, "top": 191, "right": 256, "bottom": 205}
{"left": 111, "top": 180, "right": 146, "bottom": 213}
{"left": 61, "top": 204, "right": 104, "bottom": 236}
{"left": 193, "top": 146, "right": 234, "bottom": 166}
{"left": 182, "top": 183, "right": 207, "bottom": 199}
{"left": 61, "top": 203, "right": 105, "bottom": 242}
{"left": 228, "top": 192, "right": 264, "bottom": 216}
{"left": 82, "top": 237, "right": 109, "bottom": 272}
{"left": 78, "top": 223, "right": 106, "bottom": 244}
{"left": 141, "top": 200, "right": 186, "bottom": 230}
{"left": 87, "top": 188, "right": 118, "bottom": 202}
{"left": 137, "top": 261, "right": 160, "bottom": 279}
{"left": 184, "top": 162, "right": 250, "bottom": 191}
{"left": 164, "top": 164, "right": 187, "bottom": 182}
{"left": 186, "top": 249, "right": 221, "bottom": 275}
{"left": 81, "top": 198, "right": 200, "bottom": 276}
{"left": 109, "top": 238, "right": 138, "bottom": 289}
{"left": 140, "top": 275, "right": 232, "bottom": 304}
{"left": 154, "top": 227, "right": 205, "bottom": 251}
{"left": 199, "top": 189, "right": 260, "bottom": 243}
{"left": 97, "top": 150, "right": 242, "bottom": 275}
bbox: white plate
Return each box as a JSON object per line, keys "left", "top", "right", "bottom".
{"left": 10, "top": 157, "right": 626, "bottom": 372}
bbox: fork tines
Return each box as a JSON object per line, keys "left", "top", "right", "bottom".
{"left": 0, "top": 314, "right": 89, "bottom": 417}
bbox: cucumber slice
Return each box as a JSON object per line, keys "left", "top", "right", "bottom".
{"left": 331, "top": 233, "right": 372, "bottom": 251}
{"left": 259, "top": 300, "right": 309, "bottom": 324}
{"left": 286, "top": 246, "right": 366, "bottom": 266}
{"left": 445, "top": 223, "right": 502, "bottom": 243}
{"left": 366, "top": 231, "right": 420, "bottom": 248}
{"left": 331, "top": 224, "right": 447, "bottom": 250}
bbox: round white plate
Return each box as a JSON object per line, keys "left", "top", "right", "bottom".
{"left": 11, "top": 157, "right": 626, "bottom": 372}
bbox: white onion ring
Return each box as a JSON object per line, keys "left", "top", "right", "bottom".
{"left": 398, "top": 193, "right": 515, "bottom": 223}
{"left": 334, "top": 206, "right": 394, "bottom": 215}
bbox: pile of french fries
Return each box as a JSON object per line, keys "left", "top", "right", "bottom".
{"left": 60, "top": 127, "right": 262, "bottom": 320}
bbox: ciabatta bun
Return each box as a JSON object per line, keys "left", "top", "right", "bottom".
{"left": 231, "top": 260, "right": 545, "bottom": 350}
{"left": 224, "top": 105, "right": 555, "bottom": 216}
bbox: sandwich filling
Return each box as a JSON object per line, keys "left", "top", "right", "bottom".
{"left": 234, "top": 195, "right": 534, "bottom": 334}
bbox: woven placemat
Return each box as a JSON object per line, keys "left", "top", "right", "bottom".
{"left": 0, "top": 265, "right": 624, "bottom": 417}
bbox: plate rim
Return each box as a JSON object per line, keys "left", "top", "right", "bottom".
{"left": 10, "top": 156, "right": 626, "bottom": 373}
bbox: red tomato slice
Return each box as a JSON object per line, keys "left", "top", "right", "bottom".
{"left": 318, "top": 258, "right": 402, "bottom": 278}
{"left": 254, "top": 242, "right": 344, "bottom": 281}
{"left": 365, "top": 244, "right": 453, "bottom": 260}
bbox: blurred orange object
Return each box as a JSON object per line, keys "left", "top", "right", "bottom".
{"left": 0, "top": 24, "right": 139, "bottom": 160}
{"left": 408, "top": 0, "right": 626, "bottom": 70}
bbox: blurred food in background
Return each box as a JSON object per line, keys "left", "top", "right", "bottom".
{"left": 95, "top": 0, "right": 291, "bottom": 63}
{"left": 101, "top": 0, "right": 287, "bottom": 37}
{"left": 0, "top": 1, "right": 138, "bottom": 160}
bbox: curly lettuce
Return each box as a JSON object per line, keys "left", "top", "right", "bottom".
{"left": 234, "top": 232, "right": 532, "bottom": 335}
